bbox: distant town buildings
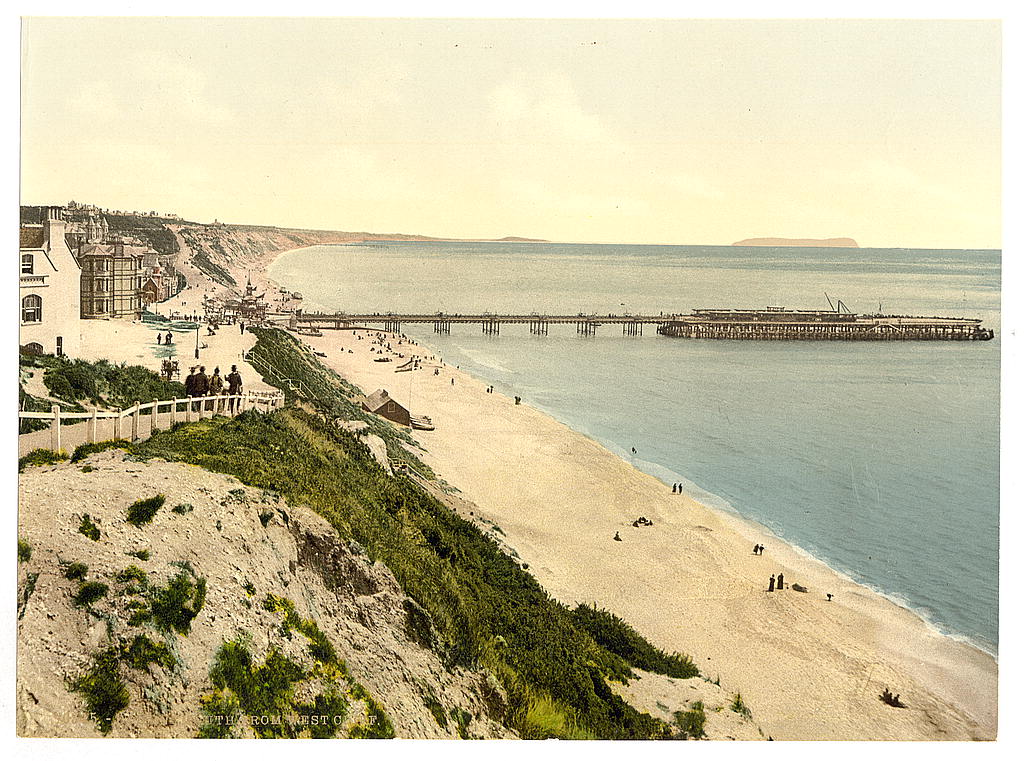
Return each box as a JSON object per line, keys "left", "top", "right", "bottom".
{"left": 18, "top": 202, "right": 188, "bottom": 356}
{"left": 19, "top": 207, "right": 82, "bottom": 357}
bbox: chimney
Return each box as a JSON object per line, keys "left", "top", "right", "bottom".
{"left": 43, "top": 206, "right": 66, "bottom": 249}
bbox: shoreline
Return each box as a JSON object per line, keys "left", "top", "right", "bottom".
{"left": 259, "top": 245, "right": 997, "bottom": 739}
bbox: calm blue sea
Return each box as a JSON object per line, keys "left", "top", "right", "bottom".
{"left": 270, "top": 242, "right": 1001, "bottom": 654}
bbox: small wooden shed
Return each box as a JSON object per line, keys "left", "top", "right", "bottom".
{"left": 362, "top": 388, "right": 411, "bottom": 427}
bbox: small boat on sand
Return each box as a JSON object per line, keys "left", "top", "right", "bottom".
{"left": 410, "top": 415, "right": 434, "bottom": 431}
{"left": 374, "top": 357, "right": 392, "bottom": 363}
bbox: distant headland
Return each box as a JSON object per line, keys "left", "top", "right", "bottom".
{"left": 732, "top": 237, "right": 859, "bottom": 248}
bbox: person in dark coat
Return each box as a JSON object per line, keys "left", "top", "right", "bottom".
{"left": 227, "top": 365, "right": 243, "bottom": 413}
{"left": 192, "top": 366, "right": 210, "bottom": 411}
{"left": 165, "top": 331, "right": 173, "bottom": 344}
{"left": 208, "top": 367, "right": 224, "bottom": 412}
{"left": 184, "top": 367, "right": 197, "bottom": 398}
{"left": 776, "top": 572, "right": 784, "bottom": 590}
{"left": 768, "top": 575, "right": 775, "bottom": 592}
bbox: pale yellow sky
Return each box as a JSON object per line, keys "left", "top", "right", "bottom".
{"left": 20, "top": 17, "right": 1001, "bottom": 248}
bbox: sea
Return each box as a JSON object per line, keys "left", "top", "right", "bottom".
{"left": 270, "top": 242, "right": 1001, "bottom": 655}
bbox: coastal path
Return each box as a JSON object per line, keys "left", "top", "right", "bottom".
{"left": 18, "top": 390, "right": 285, "bottom": 458}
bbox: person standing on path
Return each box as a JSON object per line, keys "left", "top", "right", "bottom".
{"left": 166, "top": 331, "right": 173, "bottom": 344}
{"left": 192, "top": 366, "right": 210, "bottom": 412}
{"left": 776, "top": 572, "right": 784, "bottom": 590}
{"left": 184, "top": 367, "right": 197, "bottom": 400}
{"left": 227, "top": 365, "right": 243, "bottom": 413}
{"left": 768, "top": 575, "right": 775, "bottom": 592}
{"left": 208, "top": 367, "right": 224, "bottom": 413}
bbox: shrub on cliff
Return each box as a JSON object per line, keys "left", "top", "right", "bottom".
{"left": 126, "top": 494, "right": 165, "bottom": 527}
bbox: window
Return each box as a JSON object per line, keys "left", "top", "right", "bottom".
{"left": 21, "top": 253, "right": 33, "bottom": 274}
{"left": 56, "top": 336, "right": 63, "bottom": 357}
{"left": 22, "top": 294, "right": 42, "bottom": 322}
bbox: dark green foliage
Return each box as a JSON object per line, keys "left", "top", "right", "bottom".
{"left": 198, "top": 691, "right": 242, "bottom": 738}
{"left": 571, "top": 603, "right": 699, "bottom": 679}
{"left": 293, "top": 691, "right": 348, "bottom": 738}
{"left": 78, "top": 514, "right": 101, "bottom": 541}
{"left": 102, "top": 213, "right": 180, "bottom": 256}
{"left": 72, "top": 439, "right": 131, "bottom": 462}
{"left": 121, "top": 634, "right": 176, "bottom": 671}
{"left": 148, "top": 569, "right": 207, "bottom": 634}
{"left": 674, "top": 702, "right": 706, "bottom": 739}
{"left": 128, "top": 549, "right": 150, "bottom": 561}
{"left": 207, "top": 640, "right": 306, "bottom": 738}
{"left": 117, "top": 565, "right": 148, "bottom": 586}
{"left": 70, "top": 647, "right": 130, "bottom": 735}
{"left": 126, "top": 494, "right": 165, "bottom": 527}
{"left": 450, "top": 707, "right": 472, "bottom": 739}
{"left": 171, "top": 502, "right": 194, "bottom": 515}
{"left": 18, "top": 539, "right": 32, "bottom": 563}
{"left": 19, "top": 448, "right": 68, "bottom": 472}
{"left": 64, "top": 562, "right": 88, "bottom": 580}
{"left": 74, "top": 581, "right": 109, "bottom": 607}
{"left": 348, "top": 683, "right": 395, "bottom": 739}
{"left": 422, "top": 688, "right": 448, "bottom": 728}
{"left": 24, "top": 353, "right": 185, "bottom": 410}
{"left": 242, "top": 580, "right": 256, "bottom": 595}
{"left": 246, "top": 327, "right": 432, "bottom": 475}
{"left": 81, "top": 465, "right": 96, "bottom": 473}
{"left": 258, "top": 511, "right": 273, "bottom": 527}
{"left": 264, "top": 594, "right": 338, "bottom": 665}
{"left": 18, "top": 383, "right": 51, "bottom": 433}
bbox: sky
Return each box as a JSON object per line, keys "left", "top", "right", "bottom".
{"left": 20, "top": 17, "right": 1002, "bottom": 248}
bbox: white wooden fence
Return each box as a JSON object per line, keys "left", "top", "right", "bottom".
{"left": 18, "top": 390, "right": 286, "bottom": 455}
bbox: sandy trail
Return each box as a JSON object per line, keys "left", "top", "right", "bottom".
{"left": 295, "top": 326, "right": 996, "bottom": 741}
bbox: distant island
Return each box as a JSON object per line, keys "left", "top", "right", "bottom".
{"left": 732, "top": 237, "right": 859, "bottom": 248}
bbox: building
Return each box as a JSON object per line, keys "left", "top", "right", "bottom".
{"left": 361, "top": 389, "right": 411, "bottom": 427}
{"left": 238, "top": 277, "right": 269, "bottom": 322}
{"left": 19, "top": 207, "right": 82, "bottom": 356}
{"left": 78, "top": 241, "right": 146, "bottom": 318}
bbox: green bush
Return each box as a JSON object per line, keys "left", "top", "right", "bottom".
{"left": 126, "top": 494, "right": 165, "bottom": 527}
{"left": 74, "top": 581, "right": 109, "bottom": 607}
{"left": 674, "top": 701, "right": 706, "bottom": 739}
{"left": 207, "top": 640, "right": 305, "bottom": 738}
{"left": 121, "top": 634, "right": 176, "bottom": 671}
{"left": 19, "top": 448, "right": 68, "bottom": 472}
{"left": 571, "top": 603, "right": 699, "bottom": 679}
{"left": 148, "top": 568, "right": 206, "bottom": 634}
{"left": 69, "top": 647, "right": 130, "bottom": 735}
{"left": 78, "top": 514, "right": 101, "bottom": 541}
{"left": 72, "top": 439, "right": 131, "bottom": 463}
{"left": 64, "top": 562, "right": 88, "bottom": 580}
{"left": 117, "top": 565, "right": 148, "bottom": 586}
{"left": 18, "top": 539, "right": 32, "bottom": 563}
{"left": 128, "top": 549, "right": 150, "bottom": 561}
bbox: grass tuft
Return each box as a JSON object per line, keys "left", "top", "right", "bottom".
{"left": 78, "top": 514, "right": 101, "bottom": 541}
{"left": 18, "top": 539, "right": 32, "bottom": 563}
{"left": 19, "top": 448, "right": 68, "bottom": 472}
{"left": 69, "top": 647, "right": 130, "bottom": 735}
{"left": 126, "top": 494, "right": 165, "bottom": 527}
{"left": 74, "top": 581, "right": 109, "bottom": 607}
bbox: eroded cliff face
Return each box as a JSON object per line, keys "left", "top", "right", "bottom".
{"left": 17, "top": 450, "right": 513, "bottom": 738}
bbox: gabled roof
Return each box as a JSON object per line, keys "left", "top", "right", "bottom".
{"left": 364, "top": 388, "right": 405, "bottom": 413}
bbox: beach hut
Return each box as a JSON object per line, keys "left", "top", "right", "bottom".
{"left": 362, "top": 388, "right": 411, "bottom": 427}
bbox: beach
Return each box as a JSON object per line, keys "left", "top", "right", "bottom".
{"left": 286, "top": 323, "right": 997, "bottom": 741}
{"left": 63, "top": 243, "right": 996, "bottom": 740}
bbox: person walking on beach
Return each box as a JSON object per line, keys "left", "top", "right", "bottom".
{"left": 157, "top": 333, "right": 163, "bottom": 345}
{"left": 768, "top": 575, "right": 775, "bottom": 592}
{"left": 208, "top": 367, "right": 224, "bottom": 413}
{"left": 240, "top": 322, "right": 245, "bottom": 334}
{"left": 776, "top": 572, "right": 784, "bottom": 590}
{"left": 227, "top": 365, "right": 243, "bottom": 413}
{"left": 753, "top": 543, "right": 760, "bottom": 555}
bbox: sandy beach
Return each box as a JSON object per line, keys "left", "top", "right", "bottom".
{"left": 287, "top": 323, "right": 997, "bottom": 741}
{"left": 63, "top": 240, "right": 996, "bottom": 739}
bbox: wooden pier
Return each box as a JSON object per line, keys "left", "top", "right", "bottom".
{"left": 289, "top": 307, "right": 994, "bottom": 341}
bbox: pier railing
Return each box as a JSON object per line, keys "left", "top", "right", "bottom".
{"left": 18, "top": 390, "right": 285, "bottom": 457}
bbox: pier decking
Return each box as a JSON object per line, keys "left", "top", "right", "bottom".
{"left": 290, "top": 308, "right": 995, "bottom": 341}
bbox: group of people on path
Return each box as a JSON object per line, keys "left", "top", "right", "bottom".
{"left": 156, "top": 331, "right": 174, "bottom": 345}
{"left": 752, "top": 543, "right": 766, "bottom": 555}
{"left": 183, "top": 364, "right": 244, "bottom": 413}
